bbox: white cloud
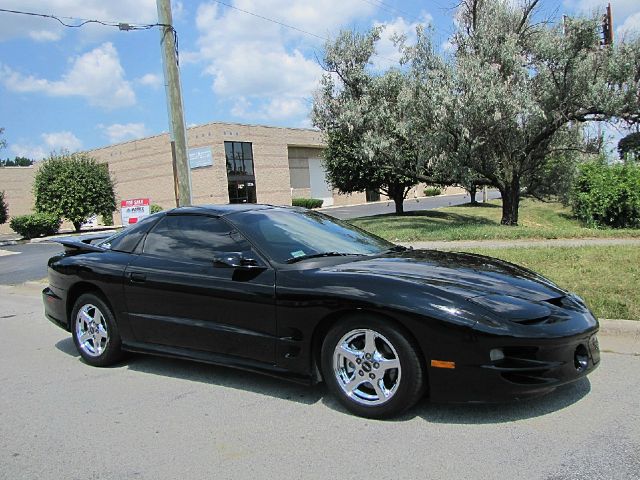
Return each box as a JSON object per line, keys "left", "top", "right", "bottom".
{"left": 372, "top": 13, "right": 433, "bottom": 70}
{"left": 100, "top": 123, "right": 148, "bottom": 143}
{"left": 10, "top": 131, "right": 82, "bottom": 160}
{"left": 42, "top": 131, "right": 83, "bottom": 151}
{"left": 616, "top": 11, "right": 640, "bottom": 39}
{"left": 137, "top": 73, "right": 163, "bottom": 89}
{"left": 564, "top": 0, "right": 638, "bottom": 19}
{"left": 0, "top": 0, "right": 157, "bottom": 42}
{"left": 190, "top": 0, "right": 384, "bottom": 124}
{"left": 1, "top": 42, "right": 135, "bottom": 109}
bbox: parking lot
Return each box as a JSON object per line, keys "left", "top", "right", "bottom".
{"left": 1, "top": 282, "right": 639, "bottom": 480}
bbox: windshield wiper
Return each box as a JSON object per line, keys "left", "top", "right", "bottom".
{"left": 286, "top": 252, "right": 362, "bottom": 264}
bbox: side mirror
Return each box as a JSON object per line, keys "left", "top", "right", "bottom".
{"left": 213, "top": 252, "right": 265, "bottom": 270}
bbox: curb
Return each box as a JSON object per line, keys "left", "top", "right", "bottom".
{"left": 599, "top": 319, "right": 640, "bottom": 339}
{"left": 0, "top": 240, "right": 19, "bottom": 247}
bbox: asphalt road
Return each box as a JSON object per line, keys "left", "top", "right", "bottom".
{"left": 1, "top": 283, "right": 638, "bottom": 480}
{"left": 0, "top": 242, "right": 62, "bottom": 285}
{"left": 320, "top": 190, "right": 502, "bottom": 219}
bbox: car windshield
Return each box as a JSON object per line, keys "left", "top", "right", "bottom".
{"left": 229, "top": 208, "right": 395, "bottom": 263}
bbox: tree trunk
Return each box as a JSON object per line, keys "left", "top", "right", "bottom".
{"left": 500, "top": 179, "right": 520, "bottom": 225}
{"left": 467, "top": 185, "right": 478, "bottom": 204}
{"left": 73, "top": 221, "right": 82, "bottom": 232}
{"left": 392, "top": 192, "right": 405, "bottom": 214}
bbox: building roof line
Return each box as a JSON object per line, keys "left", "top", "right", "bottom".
{"left": 86, "top": 121, "right": 323, "bottom": 153}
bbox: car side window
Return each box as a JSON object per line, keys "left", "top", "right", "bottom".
{"left": 142, "top": 215, "right": 254, "bottom": 264}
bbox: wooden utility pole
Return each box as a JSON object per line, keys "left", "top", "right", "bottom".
{"left": 157, "top": 0, "right": 192, "bottom": 206}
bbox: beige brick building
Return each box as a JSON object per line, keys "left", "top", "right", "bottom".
{"left": 0, "top": 121, "right": 454, "bottom": 234}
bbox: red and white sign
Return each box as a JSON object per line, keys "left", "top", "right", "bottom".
{"left": 120, "top": 198, "right": 150, "bottom": 225}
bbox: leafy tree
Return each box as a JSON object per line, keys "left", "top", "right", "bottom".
{"left": 1, "top": 157, "right": 34, "bottom": 167}
{"left": 618, "top": 132, "right": 640, "bottom": 161}
{"left": 0, "top": 191, "right": 8, "bottom": 225}
{"left": 34, "top": 152, "right": 117, "bottom": 232}
{"left": 412, "top": 0, "right": 640, "bottom": 225}
{"left": 312, "top": 29, "right": 443, "bottom": 214}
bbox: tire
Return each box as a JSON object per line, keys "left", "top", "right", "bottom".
{"left": 71, "top": 293, "right": 124, "bottom": 367}
{"left": 321, "top": 314, "right": 425, "bottom": 419}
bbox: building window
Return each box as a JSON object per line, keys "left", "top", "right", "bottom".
{"left": 224, "top": 141, "right": 257, "bottom": 204}
{"left": 224, "top": 141, "right": 254, "bottom": 176}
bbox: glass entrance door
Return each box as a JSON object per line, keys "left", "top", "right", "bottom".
{"left": 225, "top": 141, "right": 257, "bottom": 204}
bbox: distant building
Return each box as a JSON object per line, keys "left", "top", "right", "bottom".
{"left": 0, "top": 121, "right": 449, "bottom": 233}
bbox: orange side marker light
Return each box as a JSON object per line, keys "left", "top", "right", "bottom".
{"left": 431, "top": 360, "right": 456, "bottom": 369}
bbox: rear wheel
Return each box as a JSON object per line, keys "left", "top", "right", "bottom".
{"left": 321, "top": 315, "right": 425, "bottom": 418}
{"left": 71, "top": 293, "right": 123, "bottom": 367}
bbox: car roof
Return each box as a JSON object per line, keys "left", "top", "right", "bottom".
{"left": 166, "top": 203, "right": 296, "bottom": 217}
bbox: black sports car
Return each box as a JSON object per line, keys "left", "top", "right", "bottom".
{"left": 43, "top": 204, "right": 600, "bottom": 418}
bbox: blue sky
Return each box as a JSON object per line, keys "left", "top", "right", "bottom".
{"left": 0, "top": 0, "right": 638, "bottom": 160}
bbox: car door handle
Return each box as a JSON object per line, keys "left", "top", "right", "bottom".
{"left": 129, "top": 272, "right": 146, "bottom": 283}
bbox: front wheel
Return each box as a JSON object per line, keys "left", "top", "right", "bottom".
{"left": 321, "top": 315, "right": 425, "bottom": 419}
{"left": 71, "top": 293, "right": 124, "bottom": 367}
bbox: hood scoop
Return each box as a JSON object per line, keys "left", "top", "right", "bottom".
{"left": 467, "top": 294, "right": 554, "bottom": 326}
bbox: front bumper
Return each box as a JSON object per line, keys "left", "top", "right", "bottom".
{"left": 428, "top": 316, "right": 600, "bottom": 403}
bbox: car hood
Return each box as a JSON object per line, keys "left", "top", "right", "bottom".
{"left": 324, "top": 249, "right": 566, "bottom": 303}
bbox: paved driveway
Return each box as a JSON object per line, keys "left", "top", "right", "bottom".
{"left": 1, "top": 283, "right": 638, "bottom": 480}
{"left": 0, "top": 242, "right": 61, "bottom": 285}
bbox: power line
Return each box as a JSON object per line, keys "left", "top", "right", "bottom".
{"left": 0, "top": 7, "right": 180, "bottom": 64}
{"left": 208, "top": 0, "right": 327, "bottom": 41}
{"left": 0, "top": 7, "right": 158, "bottom": 30}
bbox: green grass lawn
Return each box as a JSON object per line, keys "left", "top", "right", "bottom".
{"left": 458, "top": 245, "right": 640, "bottom": 320}
{"left": 351, "top": 198, "right": 640, "bottom": 242}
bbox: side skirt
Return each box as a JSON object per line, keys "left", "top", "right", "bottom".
{"left": 122, "top": 341, "right": 314, "bottom": 385}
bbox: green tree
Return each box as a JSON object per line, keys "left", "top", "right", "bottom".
{"left": 413, "top": 0, "right": 640, "bottom": 225}
{"left": 312, "top": 29, "right": 443, "bottom": 214}
{"left": 34, "top": 152, "right": 117, "bottom": 232}
{"left": 0, "top": 191, "right": 8, "bottom": 225}
{"left": 618, "top": 132, "right": 640, "bottom": 161}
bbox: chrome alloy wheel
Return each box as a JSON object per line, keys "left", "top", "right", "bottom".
{"left": 332, "top": 328, "right": 401, "bottom": 406}
{"left": 75, "top": 304, "right": 109, "bottom": 358}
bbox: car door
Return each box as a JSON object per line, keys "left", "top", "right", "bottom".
{"left": 123, "top": 213, "right": 276, "bottom": 364}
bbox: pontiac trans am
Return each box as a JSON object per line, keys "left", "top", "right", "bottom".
{"left": 43, "top": 204, "right": 599, "bottom": 418}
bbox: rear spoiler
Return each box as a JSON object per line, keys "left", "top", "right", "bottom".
{"left": 54, "top": 233, "right": 113, "bottom": 253}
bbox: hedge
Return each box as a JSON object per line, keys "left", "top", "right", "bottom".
{"left": 571, "top": 161, "right": 640, "bottom": 228}
{"left": 292, "top": 198, "right": 324, "bottom": 209}
{"left": 423, "top": 187, "right": 442, "bottom": 197}
{"left": 10, "top": 213, "right": 61, "bottom": 239}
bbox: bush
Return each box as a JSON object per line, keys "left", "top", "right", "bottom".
{"left": 101, "top": 213, "right": 114, "bottom": 226}
{"left": 10, "top": 213, "right": 61, "bottom": 239}
{"left": 423, "top": 187, "right": 442, "bottom": 197}
{"left": 571, "top": 161, "right": 640, "bottom": 228}
{"left": 0, "top": 190, "right": 7, "bottom": 224}
{"left": 292, "top": 198, "right": 324, "bottom": 209}
{"left": 150, "top": 204, "right": 163, "bottom": 214}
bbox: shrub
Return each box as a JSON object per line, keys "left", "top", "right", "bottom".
{"left": 10, "top": 213, "right": 61, "bottom": 239}
{"left": 150, "top": 204, "right": 164, "bottom": 214}
{"left": 0, "top": 190, "right": 7, "bottom": 224}
{"left": 292, "top": 198, "right": 324, "bottom": 209}
{"left": 101, "top": 212, "right": 114, "bottom": 226}
{"left": 423, "top": 187, "right": 442, "bottom": 197}
{"left": 571, "top": 160, "right": 640, "bottom": 228}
